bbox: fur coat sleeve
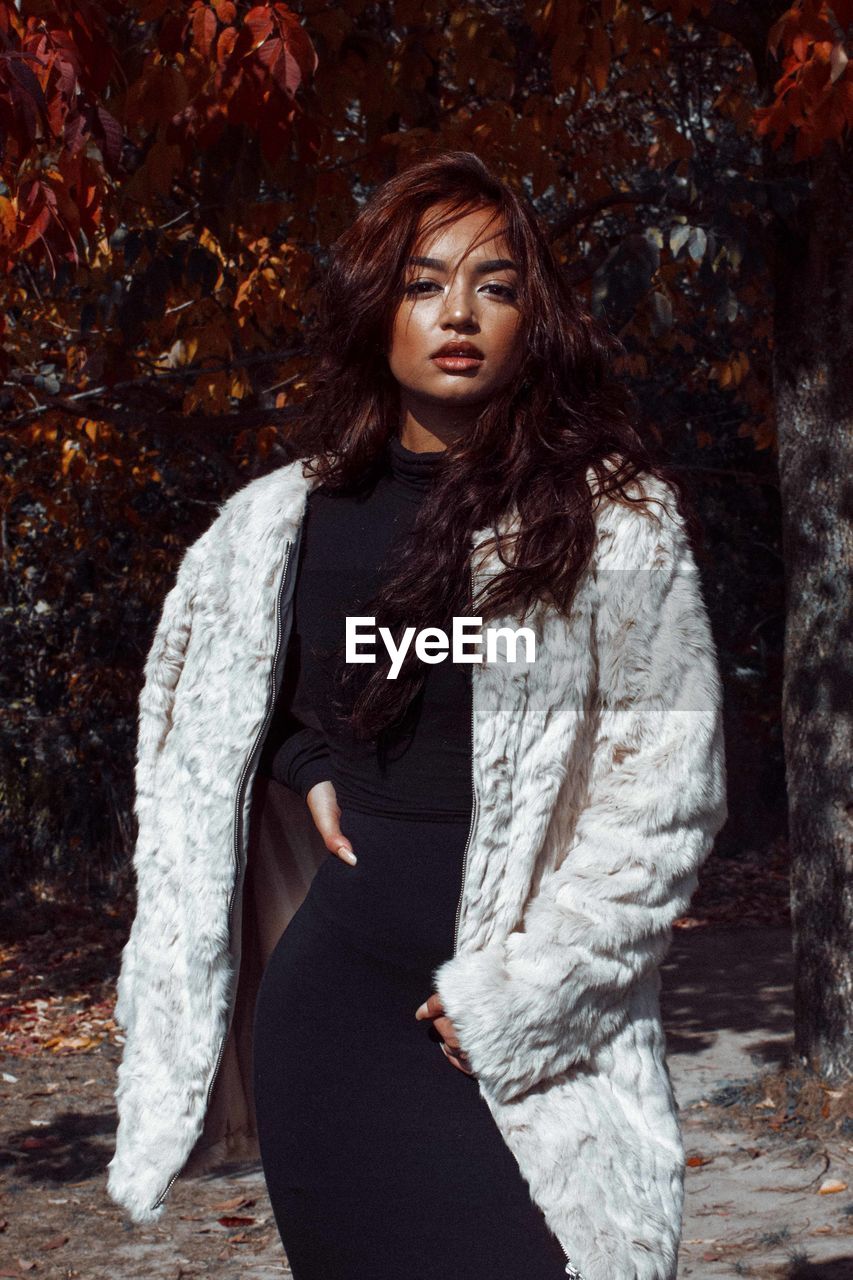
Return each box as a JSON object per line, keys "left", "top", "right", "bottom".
{"left": 112, "top": 528, "right": 209, "bottom": 1038}
{"left": 433, "top": 483, "right": 727, "bottom": 1105}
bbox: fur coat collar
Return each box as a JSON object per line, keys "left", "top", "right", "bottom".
{"left": 106, "top": 454, "right": 727, "bottom": 1280}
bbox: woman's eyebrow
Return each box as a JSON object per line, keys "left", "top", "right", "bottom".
{"left": 406, "top": 255, "right": 518, "bottom": 273}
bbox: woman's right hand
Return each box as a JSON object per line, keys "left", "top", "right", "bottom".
{"left": 305, "top": 780, "right": 357, "bottom": 865}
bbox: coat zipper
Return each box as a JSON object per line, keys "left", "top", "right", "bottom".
{"left": 451, "top": 563, "right": 479, "bottom": 957}
{"left": 451, "top": 762, "right": 479, "bottom": 956}
{"left": 150, "top": 528, "right": 301, "bottom": 1212}
{"left": 452, "top": 568, "right": 583, "bottom": 1280}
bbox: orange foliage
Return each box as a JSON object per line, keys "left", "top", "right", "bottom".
{"left": 0, "top": 0, "right": 317, "bottom": 274}
{"left": 754, "top": 1, "right": 851, "bottom": 158}
{"left": 0, "top": 0, "right": 834, "bottom": 459}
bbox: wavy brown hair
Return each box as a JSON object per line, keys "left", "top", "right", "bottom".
{"left": 286, "top": 150, "right": 697, "bottom": 746}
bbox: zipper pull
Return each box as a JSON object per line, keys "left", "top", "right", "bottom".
{"left": 564, "top": 1262, "right": 585, "bottom": 1279}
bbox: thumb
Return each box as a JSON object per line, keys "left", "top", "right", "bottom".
{"left": 318, "top": 817, "right": 357, "bottom": 865}
{"left": 306, "top": 781, "right": 357, "bottom": 864}
{"left": 330, "top": 835, "right": 357, "bottom": 865}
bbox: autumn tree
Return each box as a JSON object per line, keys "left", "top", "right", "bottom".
{"left": 1, "top": 0, "right": 849, "bottom": 1076}
{"left": 748, "top": 1, "right": 852, "bottom": 1084}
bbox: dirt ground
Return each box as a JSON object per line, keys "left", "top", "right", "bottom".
{"left": 1, "top": 921, "right": 851, "bottom": 1280}
{"left": 660, "top": 925, "right": 852, "bottom": 1279}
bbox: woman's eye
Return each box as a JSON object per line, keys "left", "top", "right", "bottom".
{"left": 403, "top": 280, "right": 516, "bottom": 299}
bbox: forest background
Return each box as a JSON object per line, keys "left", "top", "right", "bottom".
{"left": 1, "top": 0, "right": 850, "bottom": 1087}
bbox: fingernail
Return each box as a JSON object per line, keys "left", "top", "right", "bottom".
{"left": 414, "top": 1003, "right": 428, "bottom": 1019}
{"left": 337, "top": 844, "right": 357, "bottom": 865}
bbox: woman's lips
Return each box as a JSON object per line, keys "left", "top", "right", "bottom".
{"left": 431, "top": 354, "right": 484, "bottom": 372}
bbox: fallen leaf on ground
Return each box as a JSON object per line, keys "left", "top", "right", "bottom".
{"left": 210, "top": 1195, "right": 255, "bottom": 1211}
{"left": 817, "top": 1179, "right": 847, "bottom": 1194}
{"left": 41, "top": 1235, "right": 68, "bottom": 1250}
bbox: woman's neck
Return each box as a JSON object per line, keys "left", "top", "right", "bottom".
{"left": 397, "top": 403, "right": 476, "bottom": 453}
{"left": 386, "top": 433, "right": 445, "bottom": 493}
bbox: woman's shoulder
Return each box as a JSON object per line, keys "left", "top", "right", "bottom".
{"left": 586, "top": 454, "right": 687, "bottom": 572}
{"left": 184, "top": 455, "right": 316, "bottom": 569}
{"left": 221, "top": 454, "right": 317, "bottom": 520}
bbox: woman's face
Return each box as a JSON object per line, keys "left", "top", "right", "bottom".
{"left": 386, "top": 206, "right": 524, "bottom": 422}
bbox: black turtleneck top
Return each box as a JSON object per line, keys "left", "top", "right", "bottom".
{"left": 258, "top": 434, "right": 474, "bottom": 821}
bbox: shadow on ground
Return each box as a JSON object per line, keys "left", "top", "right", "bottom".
{"left": 0, "top": 1108, "right": 116, "bottom": 1185}
{"left": 660, "top": 924, "right": 793, "bottom": 1065}
{"left": 786, "top": 1261, "right": 853, "bottom": 1279}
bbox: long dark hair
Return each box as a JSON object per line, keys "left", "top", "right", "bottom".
{"left": 287, "top": 150, "right": 696, "bottom": 743}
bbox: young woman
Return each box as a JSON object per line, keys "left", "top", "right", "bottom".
{"left": 107, "top": 152, "right": 728, "bottom": 1280}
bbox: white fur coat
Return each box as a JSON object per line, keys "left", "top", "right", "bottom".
{"left": 105, "top": 454, "right": 727, "bottom": 1280}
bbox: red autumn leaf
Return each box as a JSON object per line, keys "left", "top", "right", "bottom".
{"left": 239, "top": 7, "right": 274, "bottom": 57}
{"left": 42, "top": 1234, "right": 70, "bottom": 1250}
{"left": 271, "top": 5, "right": 319, "bottom": 80}
{"left": 192, "top": 3, "right": 219, "bottom": 60}
{"left": 217, "top": 24, "right": 239, "bottom": 68}
{"left": 255, "top": 36, "right": 303, "bottom": 96}
{"left": 93, "top": 104, "right": 123, "bottom": 173}
{"left": 211, "top": 1194, "right": 256, "bottom": 1211}
{"left": 588, "top": 24, "right": 611, "bottom": 94}
{"left": 217, "top": 1214, "right": 256, "bottom": 1227}
{"left": 5, "top": 53, "right": 50, "bottom": 146}
{"left": 20, "top": 1133, "right": 61, "bottom": 1150}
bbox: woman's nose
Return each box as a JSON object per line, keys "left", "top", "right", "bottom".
{"left": 440, "top": 290, "right": 477, "bottom": 325}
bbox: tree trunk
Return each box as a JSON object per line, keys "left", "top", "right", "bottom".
{"left": 771, "top": 134, "right": 853, "bottom": 1082}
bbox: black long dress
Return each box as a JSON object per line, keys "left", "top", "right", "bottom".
{"left": 251, "top": 434, "right": 569, "bottom": 1280}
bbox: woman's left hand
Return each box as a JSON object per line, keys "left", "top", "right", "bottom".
{"left": 415, "top": 992, "right": 475, "bottom": 1075}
